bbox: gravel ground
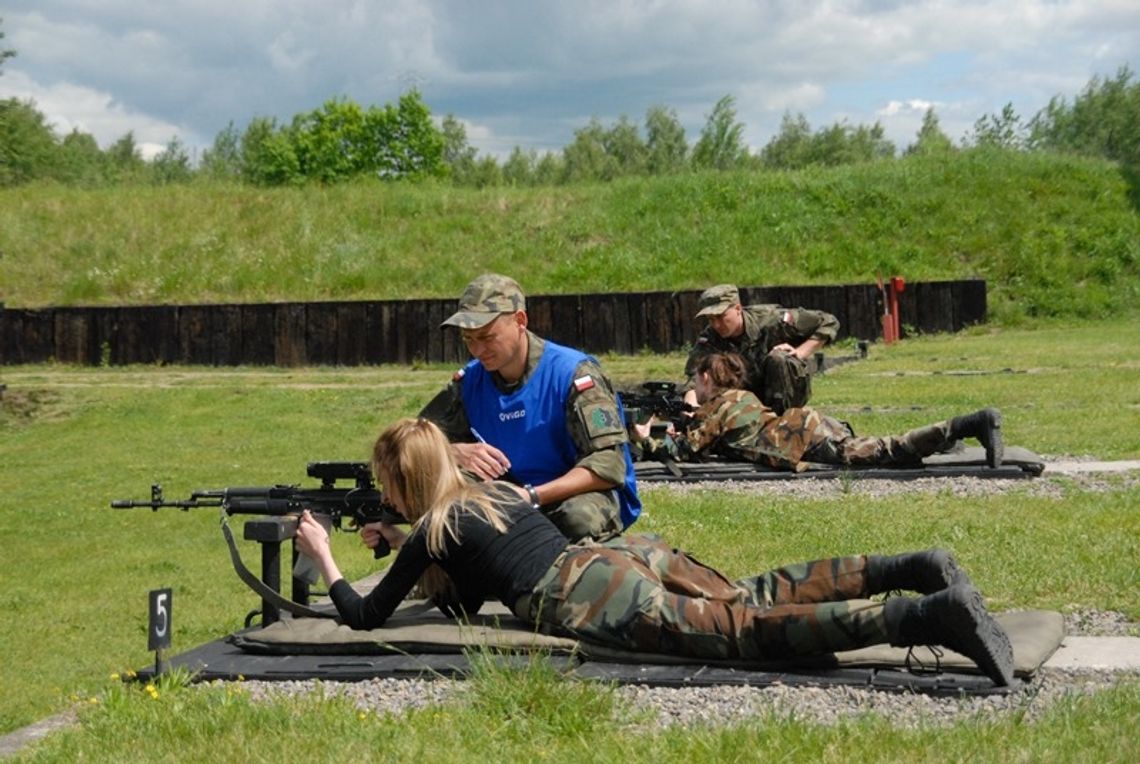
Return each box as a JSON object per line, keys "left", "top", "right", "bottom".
{"left": 232, "top": 465, "right": 1139, "bottom": 730}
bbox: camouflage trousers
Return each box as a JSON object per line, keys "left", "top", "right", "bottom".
{"left": 805, "top": 416, "right": 953, "bottom": 467}
{"left": 543, "top": 490, "right": 623, "bottom": 543}
{"left": 528, "top": 534, "right": 889, "bottom": 661}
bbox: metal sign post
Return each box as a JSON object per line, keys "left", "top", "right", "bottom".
{"left": 147, "top": 588, "right": 172, "bottom": 676}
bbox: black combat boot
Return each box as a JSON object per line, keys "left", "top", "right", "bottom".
{"left": 949, "top": 408, "right": 1004, "bottom": 468}
{"left": 884, "top": 584, "right": 1015, "bottom": 686}
{"left": 866, "top": 549, "right": 972, "bottom": 595}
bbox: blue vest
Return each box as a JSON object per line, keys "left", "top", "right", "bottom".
{"left": 461, "top": 341, "right": 641, "bottom": 528}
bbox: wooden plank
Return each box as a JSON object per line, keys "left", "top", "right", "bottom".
{"left": 275, "top": 304, "right": 307, "bottom": 366}
{"left": 526, "top": 294, "right": 553, "bottom": 338}
{"left": 916, "top": 282, "right": 955, "bottom": 334}
{"left": 54, "top": 309, "right": 93, "bottom": 364}
{"left": 955, "top": 279, "right": 988, "bottom": 328}
{"left": 584, "top": 294, "right": 619, "bottom": 355}
{"left": 214, "top": 305, "right": 244, "bottom": 365}
{"left": 335, "top": 303, "right": 368, "bottom": 365}
{"left": 424, "top": 300, "right": 445, "bottom": 364}
{"left": 4, "top": 309, "right": 54, "bottom": 363}
{"left": 305, "top": 302, "right": 339, "bottom": 366}
{"left": 177, "top": 306, "right": 214, "bottom": 364}
{"left": 545, "top": 295, "right": 582, "bottom": 349}
{"left": 241, "top": 305, "right": 276, "bottom": 366}
{"left": 844, "top": 283, "right": 882, "bottom": 341}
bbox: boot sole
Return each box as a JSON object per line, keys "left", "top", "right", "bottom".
{"left": 942, "top": 586, "right": 1015, "bottom": 686}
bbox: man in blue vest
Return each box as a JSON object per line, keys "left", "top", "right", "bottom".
{"left": 419, "top": 273, "right": 640, "bottom": 542}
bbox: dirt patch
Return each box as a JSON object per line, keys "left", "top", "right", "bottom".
{"left": 0, "top": 388, "right": 67, "bottom": 427}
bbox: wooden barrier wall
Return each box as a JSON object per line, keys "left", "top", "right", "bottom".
{"left": 0, "top": 279, "right": 986, "bottom": 367}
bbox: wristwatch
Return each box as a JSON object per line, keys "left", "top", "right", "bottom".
{"left": 523, "top": 484, "right": 542, "bottom": 510}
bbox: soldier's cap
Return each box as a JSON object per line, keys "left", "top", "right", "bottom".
{"left": 441, "top": 273, "right": 527, "bottom": 329}
{"left": 695, "top": 284, "right": 741, "bottom": 317}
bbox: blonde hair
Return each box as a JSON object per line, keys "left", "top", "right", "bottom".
{"left": 372, "top": 418, "right": 512, "bottom": 557}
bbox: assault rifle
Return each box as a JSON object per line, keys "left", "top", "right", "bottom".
{"left": 620, "top": 381, "right": 697, "bottom": 437}
{"left": 111, "top": 461, "right": 403, "bottom": 558}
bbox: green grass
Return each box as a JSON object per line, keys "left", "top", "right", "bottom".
{"left": 13, "top": 650, "right": 1140, "bottom": 763}
{"left": 2, "top": 321, "right": 1139, "bottom": 758}
{"left": 2, "top": 151, "right": 1138, "bottom": 324}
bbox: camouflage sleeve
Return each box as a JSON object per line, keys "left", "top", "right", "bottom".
{"left": 779, "top": 307, "right": 840, "bottom": 346}
{"left": 417, "top": 376, "right": 474, "bottom": 443}
{"left": 565, "top": 359, "right": 629, "bottom": 485}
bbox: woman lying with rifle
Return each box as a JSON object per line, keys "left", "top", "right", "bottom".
{"left": 294, "top": 417, "right": 1015, "bottom": 686}
{"left": 632, "top": 352, "right": 1004, "bottom": 471}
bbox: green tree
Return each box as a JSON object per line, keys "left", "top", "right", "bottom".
{"left": 57, "top": 128, "right": 107, "bottom": 185}
{"left": 469, "top": 154, "right": 503, "bottom": 188}
{"left": 907, "top": 107, "right": 954, "bottom": 155}
{"left": 604, "top": 115, "right": 648, "bottom": 176}
{"left": 150, "top": 135, "right": 193, "bottom": 184}
{"left": 644, "top": 104, "right": 688, "bottom": 174}
{"left": 105, "top": 131, "right": 147, "bottom": 182}
{"left": 371, "top": 89, "right": 446, "bottom": 179}
{"left": 1, "top": 18, "right": 15, "bottom": 75}
{"left": 968, "top": 102, "right": 1027, "bottom": 150}
{"left": 441, "top": 114, "right": 477, "bottom": 184}
{"left": 692, "top": 95, "right": 748, "bottom": 170}
{"left": 1028, "top": 65, "right": 1140, "bottom": 168}
{"left": 291, "top": 97, "right": 367, "bottom": 183}
{"left": 0, "top": 98, "right": 59, "bottom": 185}
{"left": 562, "top": 118, "right": 615, "bottom": 182}
{"left": 760, "top": 112, "right": 813, "bottom": 169}
{"left": 240, "top": 116, "right": 300, "bottom": 186}
{"left": 533, "top": 151, "right": 563, "bottom": 186}
{"left": 502, "top": 146, "right": 534, "bottom": 186}
{"left": 201, "top": 121, "right": 242, "bottom": 180}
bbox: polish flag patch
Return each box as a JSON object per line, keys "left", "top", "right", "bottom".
{"left": 782, "top": 310, "right": 794, "bottom": 324}
{"left": 451, "top": 368, "right": 466, "bottom": 382}
{"left": 573, "top": 375, "right": 596, "bottom": 392}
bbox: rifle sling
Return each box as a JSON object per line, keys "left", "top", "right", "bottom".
{"left": 220, "top": 516, "right": 337, "bottom": 620}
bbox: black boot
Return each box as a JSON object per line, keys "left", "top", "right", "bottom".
{"left": 884, "top": 584, "right": 1015, "bottom": 686}
{"left": 949, "top": 408, "right": 1004, "bottom": 468}
{"left": 866, "top": 549, "right": 972, "bottom": 595}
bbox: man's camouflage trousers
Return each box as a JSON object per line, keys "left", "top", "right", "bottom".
{"left": 528, "top": 534, "right": 890, "bottom": 661}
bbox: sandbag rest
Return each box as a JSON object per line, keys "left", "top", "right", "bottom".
{"left": 228, "top": 600, "right": 1064, "bottom": 681}
{"left": 634, "top": 445, "right": 1046, "bottom": 483}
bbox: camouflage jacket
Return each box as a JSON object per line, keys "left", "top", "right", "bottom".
{"left": 418, "top": 332, "right": 629, "bottom": 485}
{"left": 638, "top": 389, "right": 831, "bottom": 470}
{"left": 683, "top": 304, "right": 840, "bottom": 392}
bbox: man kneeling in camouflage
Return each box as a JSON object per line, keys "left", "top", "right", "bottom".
{"left": 635, "top": 352, "right": 1003, "bottom": 470}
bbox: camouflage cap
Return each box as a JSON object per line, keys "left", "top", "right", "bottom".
{"left": 695, "top": 284, "right": 741, "bottom": 317}
{"left": 441, "top": 273, "right": 527, "bottom": 328}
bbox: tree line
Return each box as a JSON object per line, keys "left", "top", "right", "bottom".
{"left": 1, "top": 17, "right": 1137, "bottom": 188}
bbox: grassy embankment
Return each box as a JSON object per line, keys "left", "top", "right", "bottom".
{"left": 1, "top": 149, "right": 1138, "bottom": 325}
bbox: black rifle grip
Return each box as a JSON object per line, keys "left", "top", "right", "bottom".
{"left": 373, "top": 536, "right": 391, "bottom": 559}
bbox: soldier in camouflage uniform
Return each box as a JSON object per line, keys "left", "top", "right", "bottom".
{"left": 638, "top": 352, "right": 1004, "bottom": 469}
{"left": 683, "top": 284, "right": 840, "bottom": 414}
{"left": 419, "top": 273, "right": 640, "bottom": 543}
{"left": 298, "top": 418, "right": 1014, "bottom": 685}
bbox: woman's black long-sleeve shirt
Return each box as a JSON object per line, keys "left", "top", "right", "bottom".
{"left": 329, "top": 483, "right": 569, "bottom": 630}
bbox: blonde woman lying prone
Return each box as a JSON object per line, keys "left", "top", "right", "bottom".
{"left": 294, "top": 417, "right": 1015, "bottom": 686}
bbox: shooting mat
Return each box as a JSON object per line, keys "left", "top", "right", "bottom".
{"left": 141, "top": 599, "right": 1063, "bottom": 696}
{"left": 633, "top": 445, "right": 1045, "bottom": 483}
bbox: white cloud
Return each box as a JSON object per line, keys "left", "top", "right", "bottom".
{"left": 2, "top": 1, "right": 1138, "bottom": 159}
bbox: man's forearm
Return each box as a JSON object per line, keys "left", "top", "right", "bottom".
{"left": 530, "top": 466, "right": 616, "bottom": 506}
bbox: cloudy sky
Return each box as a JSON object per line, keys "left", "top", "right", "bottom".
{"left": 2, "top": 1, "right": 1138, "bottom": 161}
